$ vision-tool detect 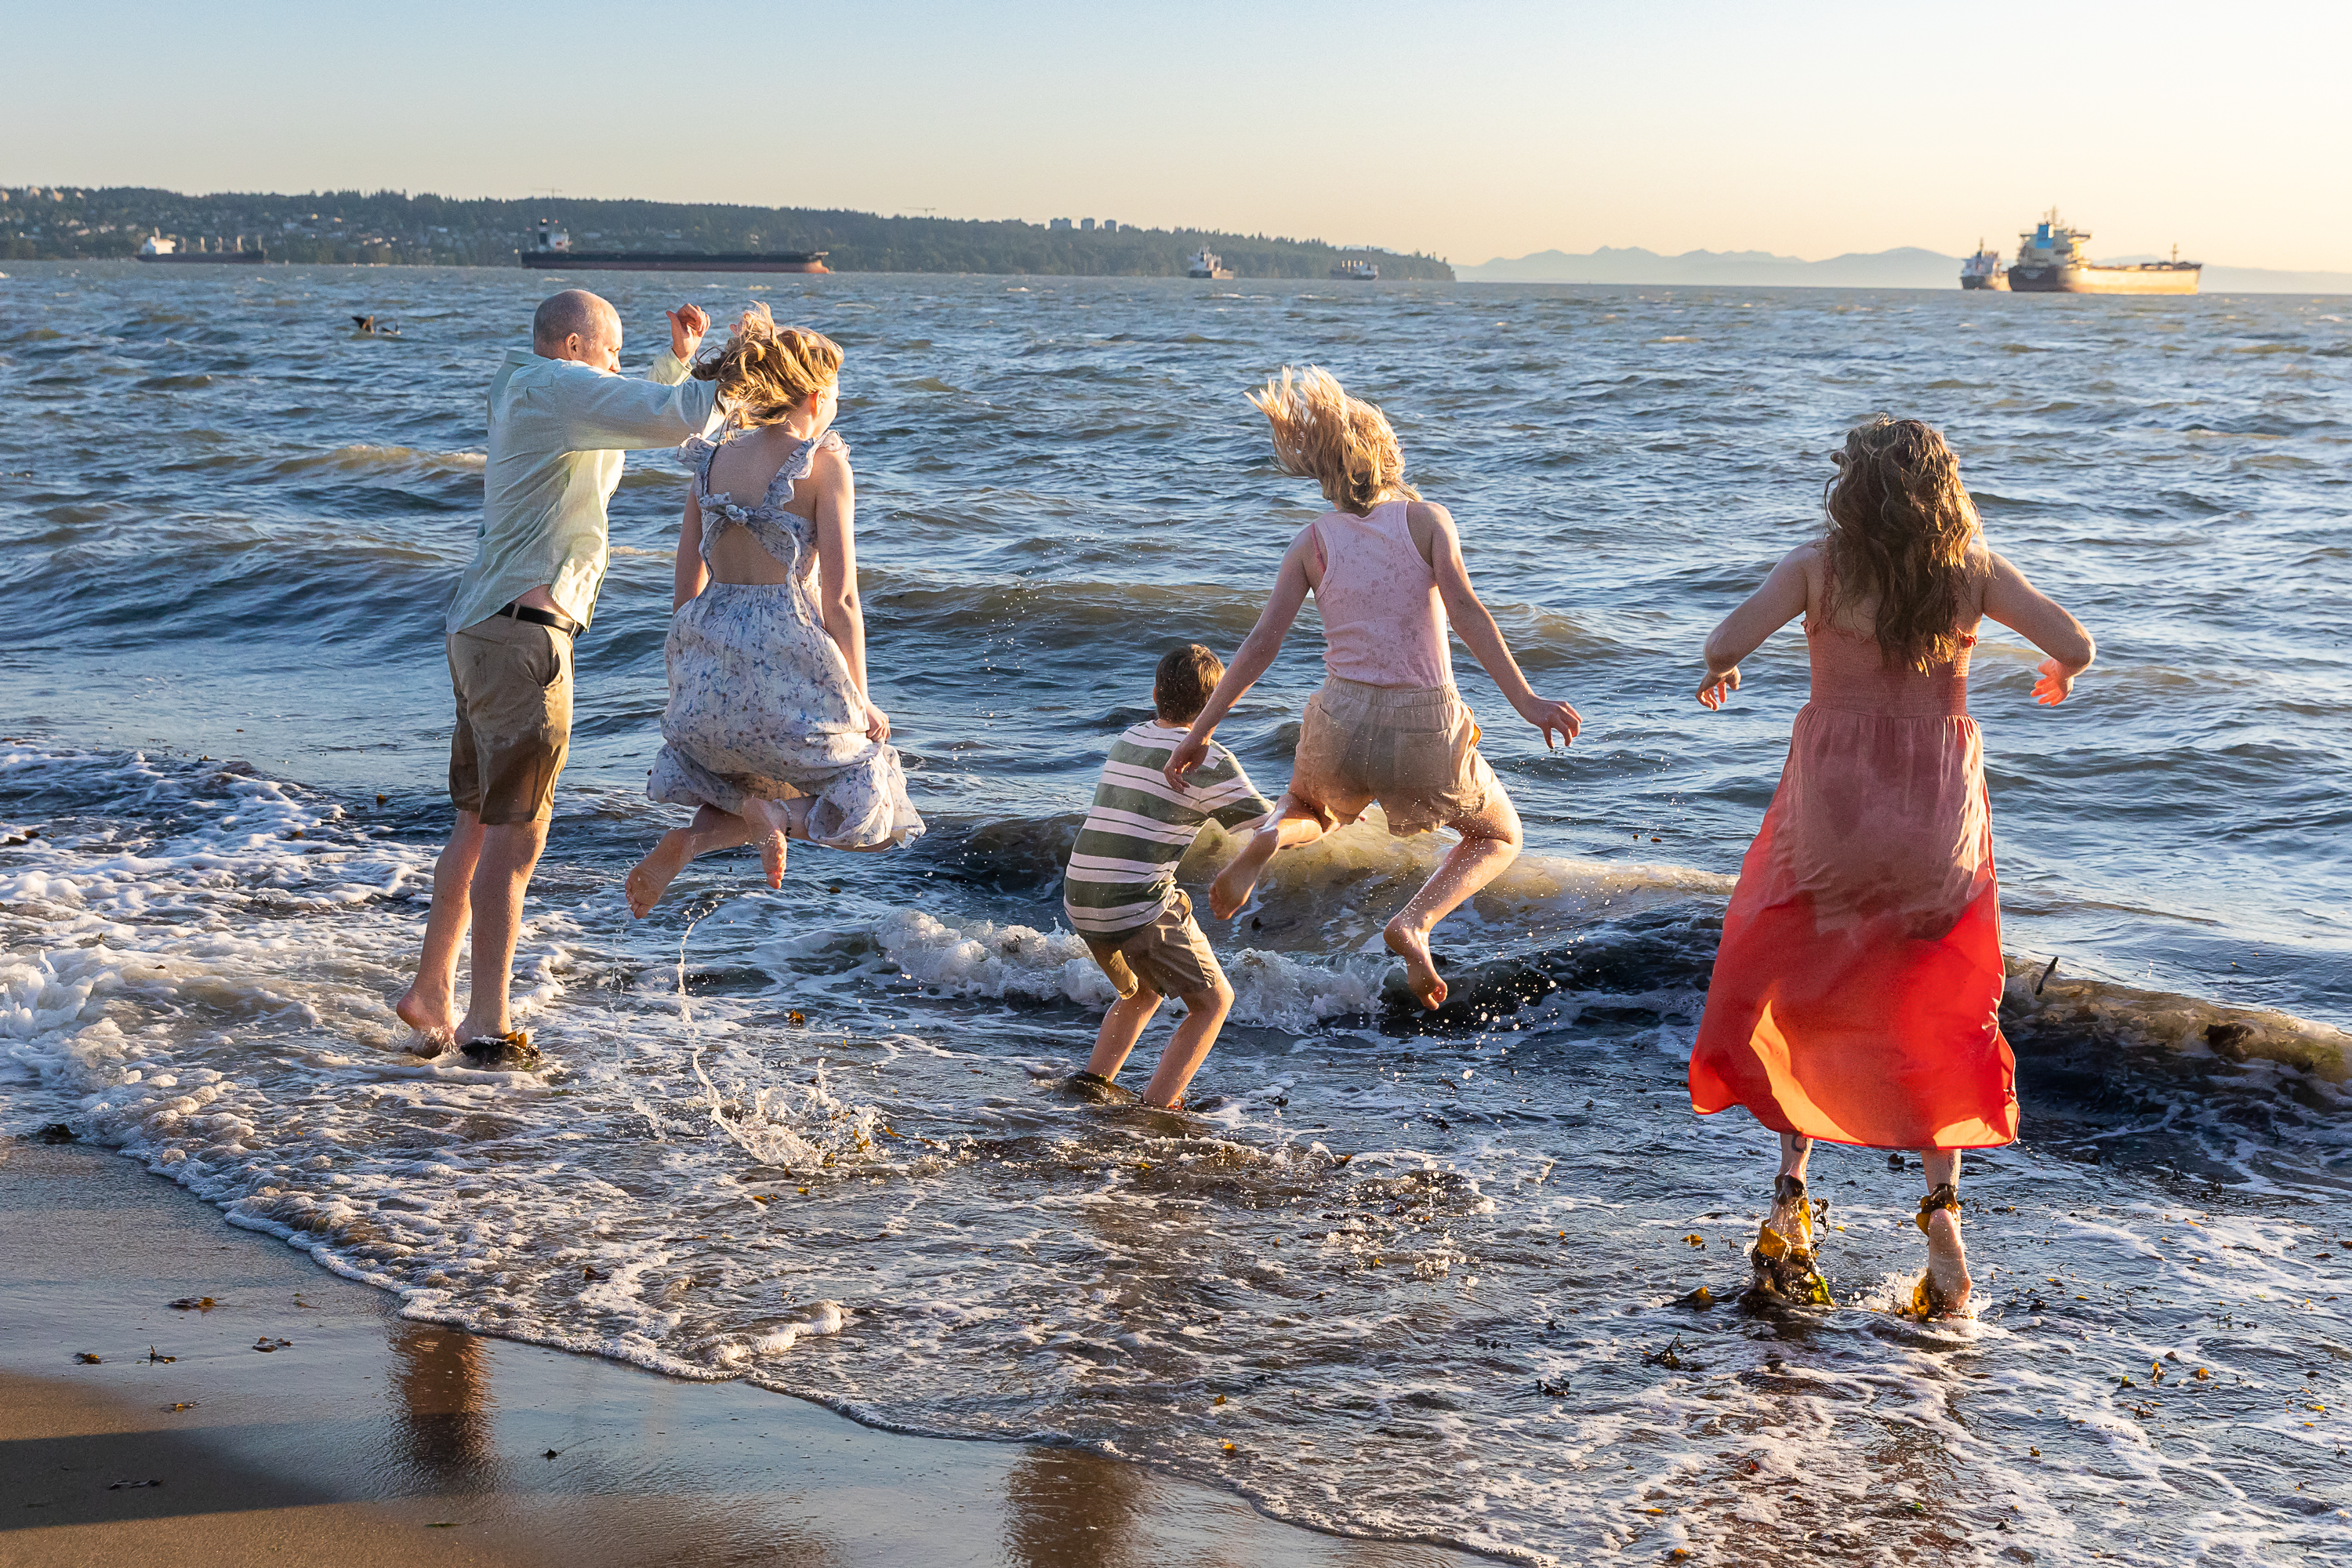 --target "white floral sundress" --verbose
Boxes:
[646,430,924,851]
